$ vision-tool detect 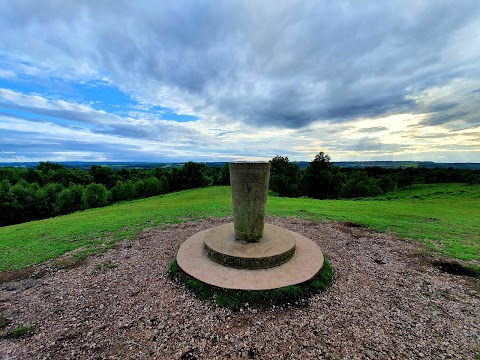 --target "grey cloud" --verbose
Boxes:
[296,125,348,136]
[409,133,449,139]
[215,131,235,137]
[337,138,409,153]
[0,102,109,125]
[324,96,415,121]
[0,129,168,162]
[1,105,204,146]
[0,129,138,152]
[97,120,204,144]
[421,111,472,127]
[1,0,479,130]
[420,107,480,130]
[450,125,480,132]
[2,139,140,154]
[358,127,389,133]
[429,103,459,112]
